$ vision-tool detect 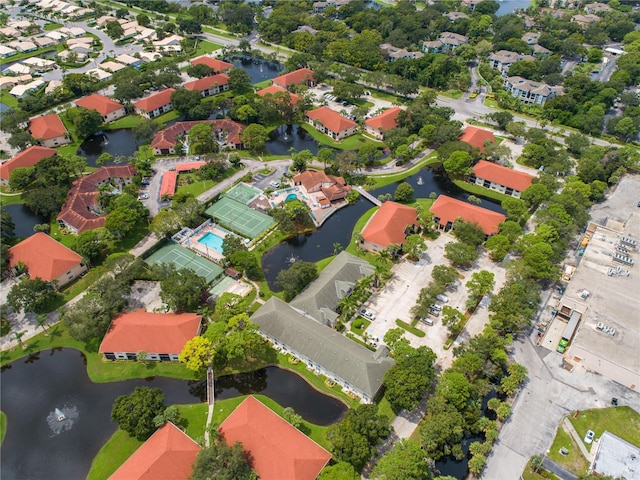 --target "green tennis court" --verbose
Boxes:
[145,243,223,283]
[225,182,262,205]
[205,197,275,239]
